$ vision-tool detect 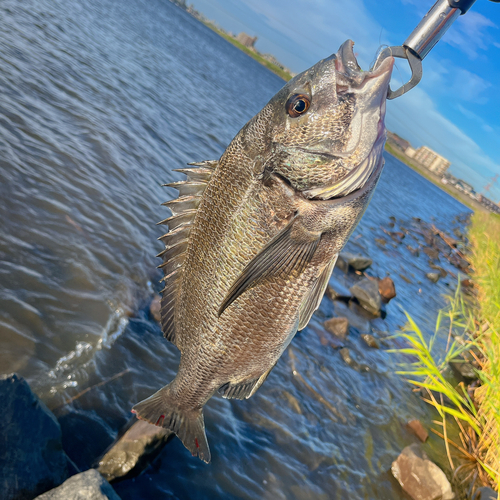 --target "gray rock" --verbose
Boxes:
[323,317,349,340]
[391,444,454,500]
[325,280,352,302]
[35,469,121,500]
[333,301,371,333]
[473,487,497,500]
[1,373,70,500]
[350,279,382,316]
[426,272,440,283]
[338,252,373,272]
[98,419,171,482]
[449,360,478,381]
